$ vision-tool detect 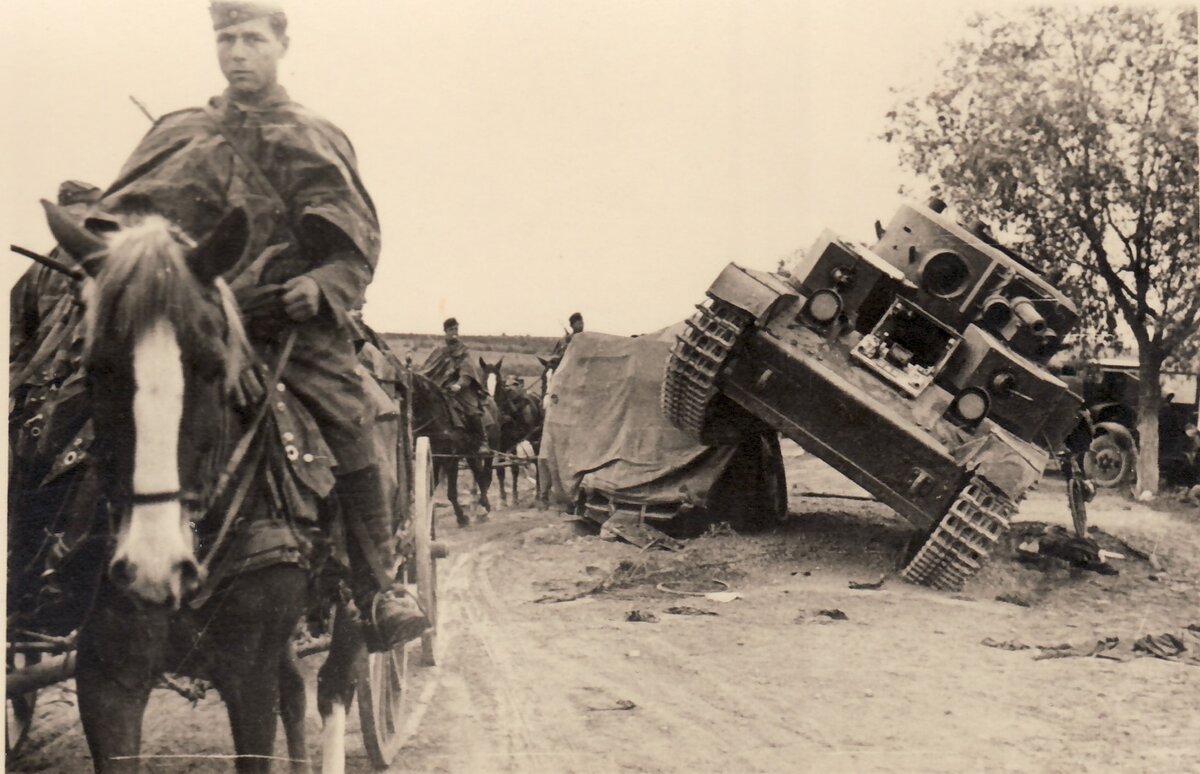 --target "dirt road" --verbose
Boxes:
[10,450,1200,773]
